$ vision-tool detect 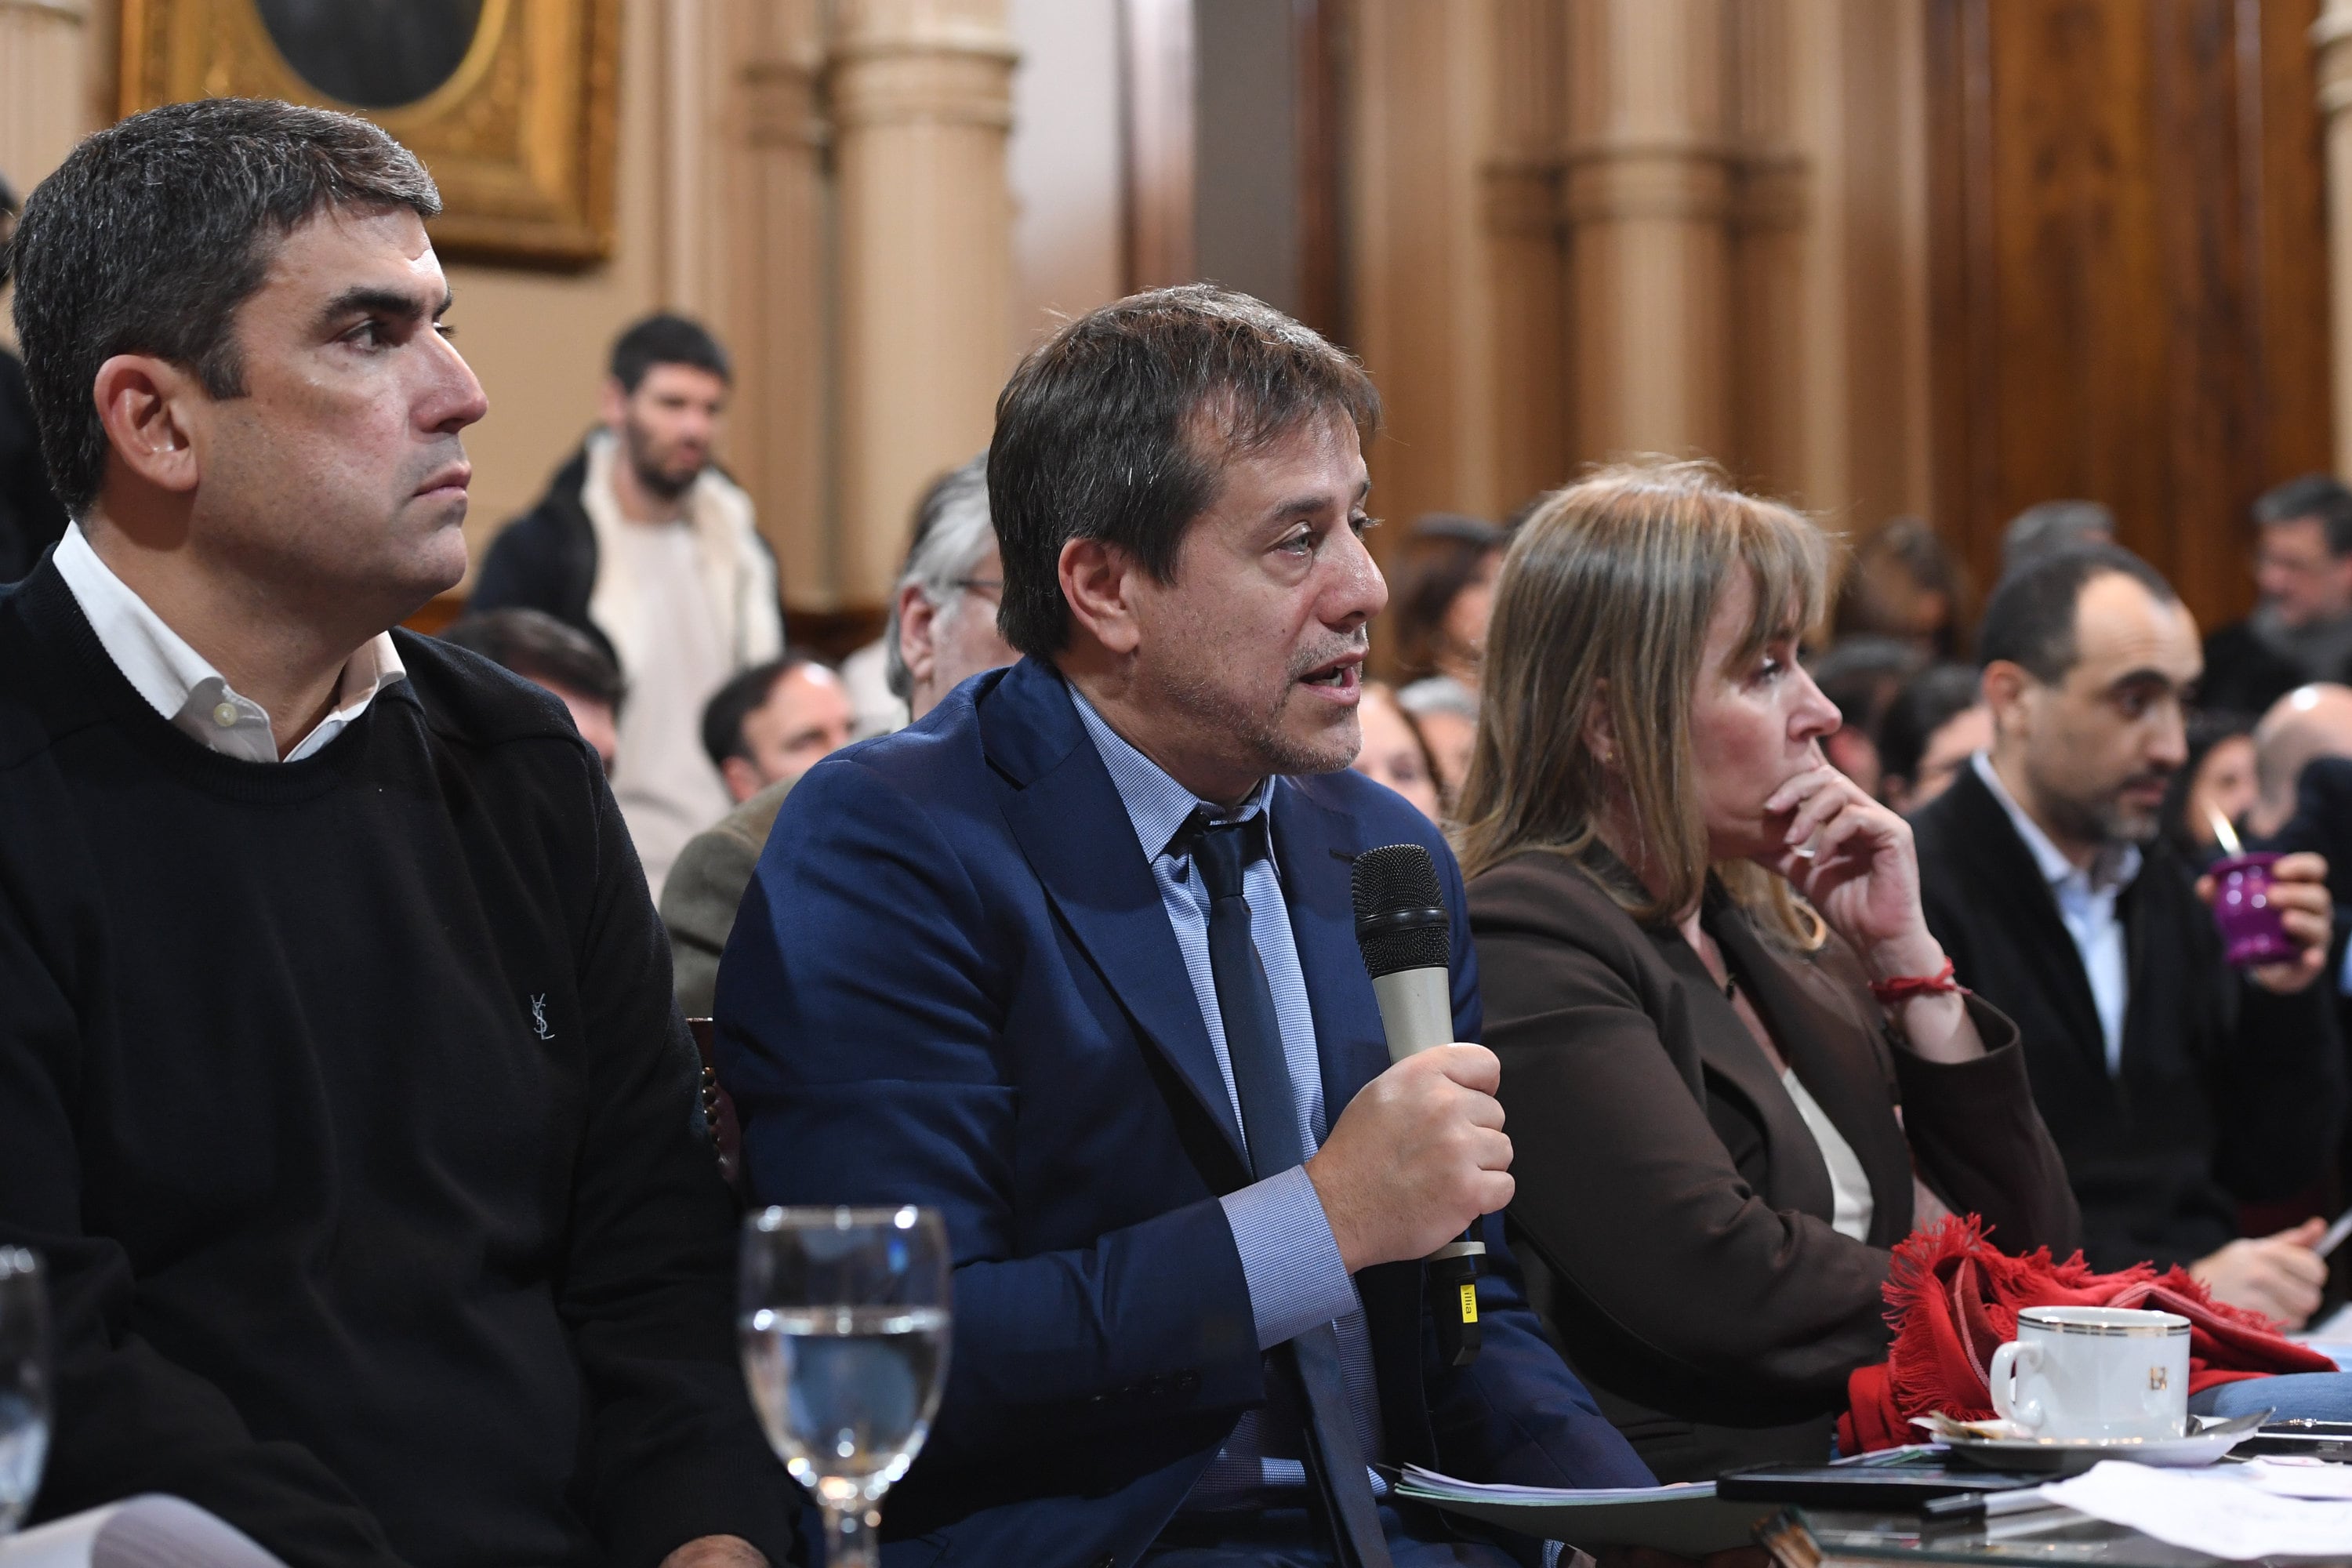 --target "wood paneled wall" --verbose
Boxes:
[1927,0,2335,633]
[1348,0,1937,575]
